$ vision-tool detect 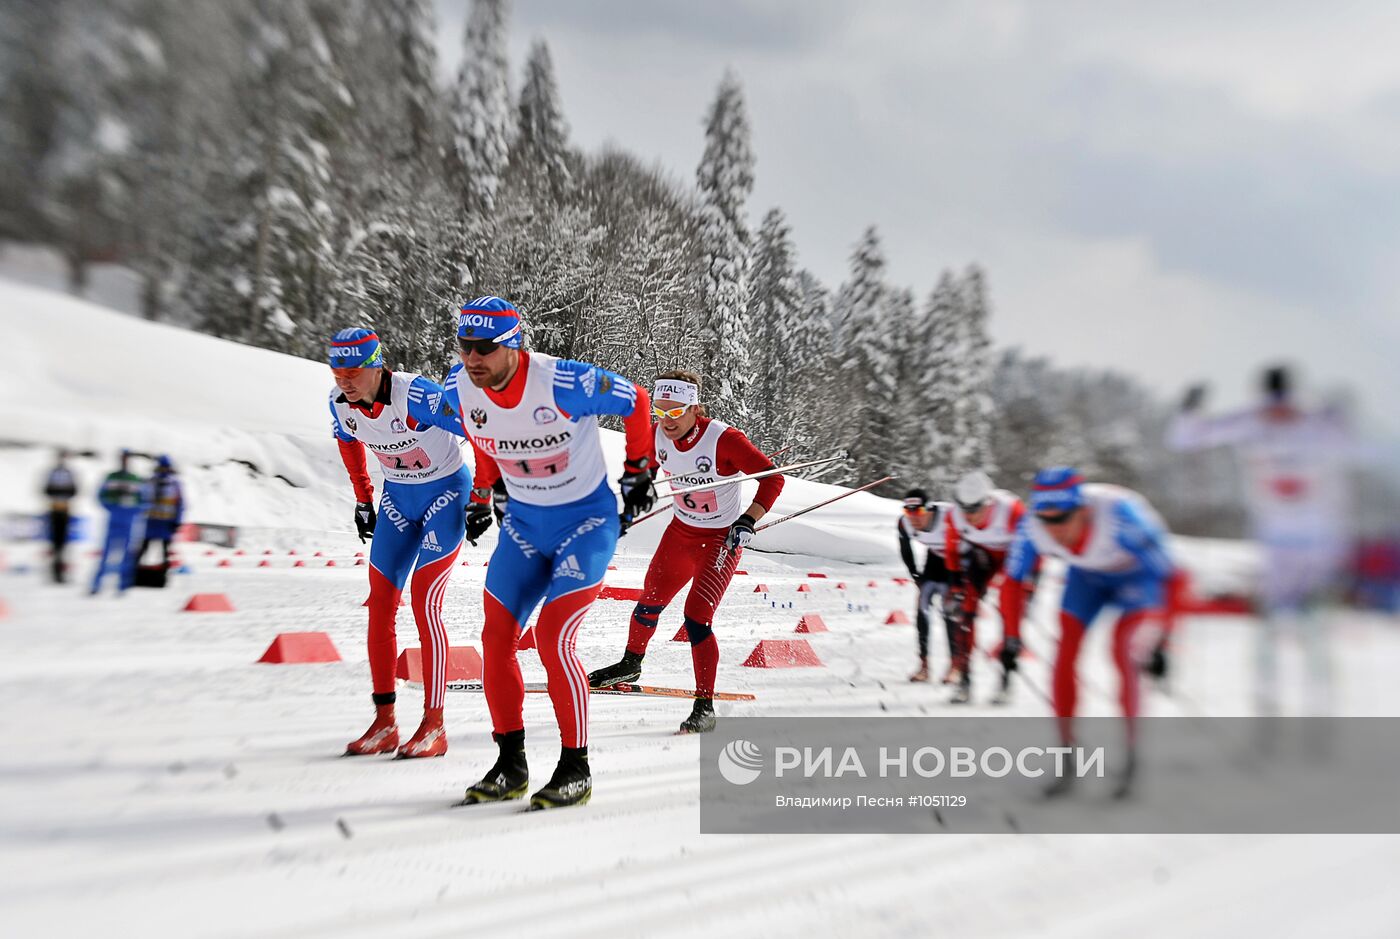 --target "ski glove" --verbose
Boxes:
[725,513,757,551]
[999,636,1022,673]
[1181,384,1207,412]
[354,502,376,542]
[618,459,656,518]
[1144,641,1169,679]
[465,502,493,546]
